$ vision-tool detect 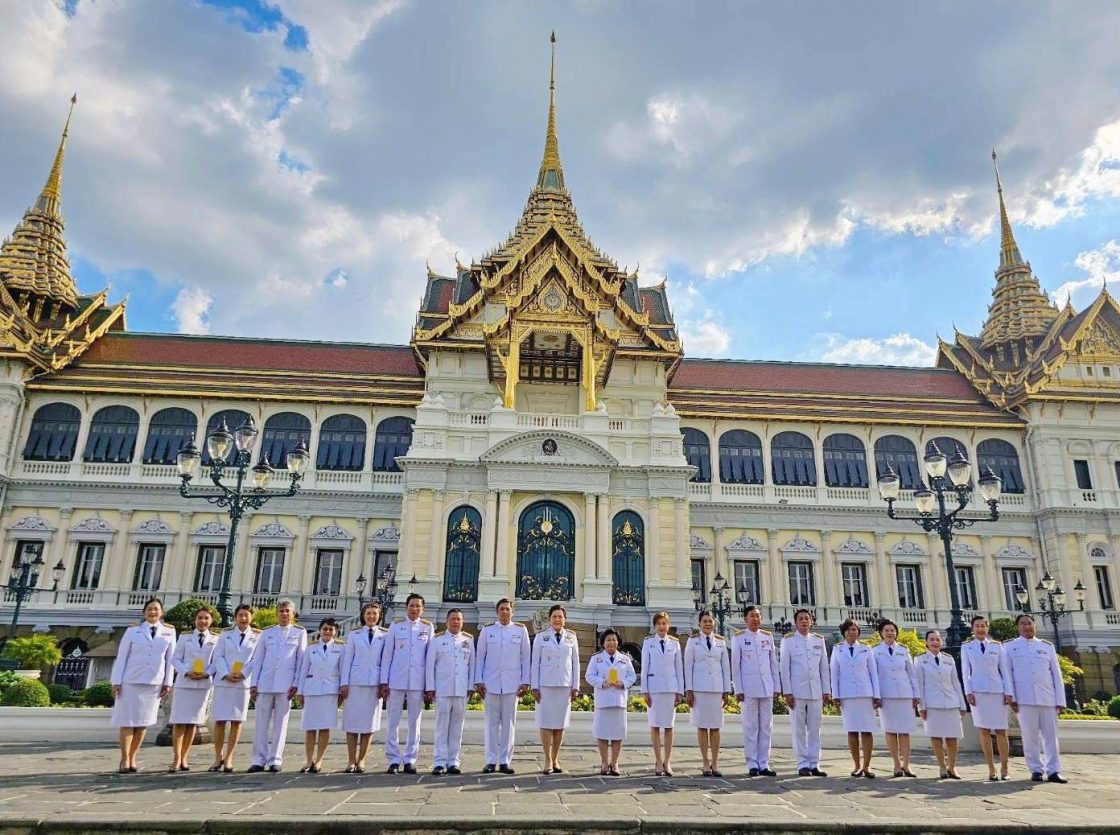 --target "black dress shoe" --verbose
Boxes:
[403,763,417,774]
[798,767,812,777]
[499,764,515,774]
[268,766,280,773]
[1047,773,1068,784]
[387,763,400,774]
[447,766,461,775]
[759,768,777,777]
[482,763,496,774]
[247,765,264,773]
[431,766,445,776]
[748,768,759,777]
[810,768,828,777]
[1031,772,1044,782]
